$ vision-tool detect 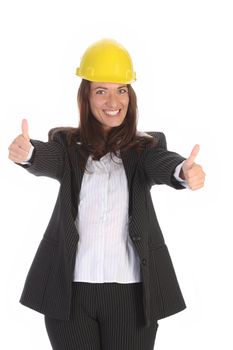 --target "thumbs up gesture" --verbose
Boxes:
[8,119,32,163]
[180,144,206,190]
